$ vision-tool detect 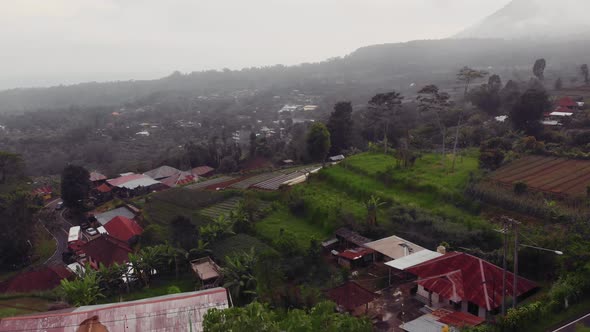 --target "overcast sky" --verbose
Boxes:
[0,0,512,89]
